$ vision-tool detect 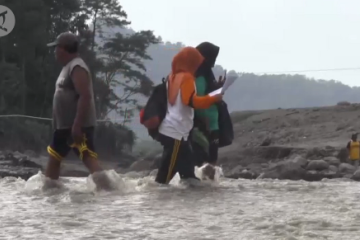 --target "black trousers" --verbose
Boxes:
[155,134,198,184]
[192,142,208,167]
[47,127,97,161]
[208,130,219,164]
